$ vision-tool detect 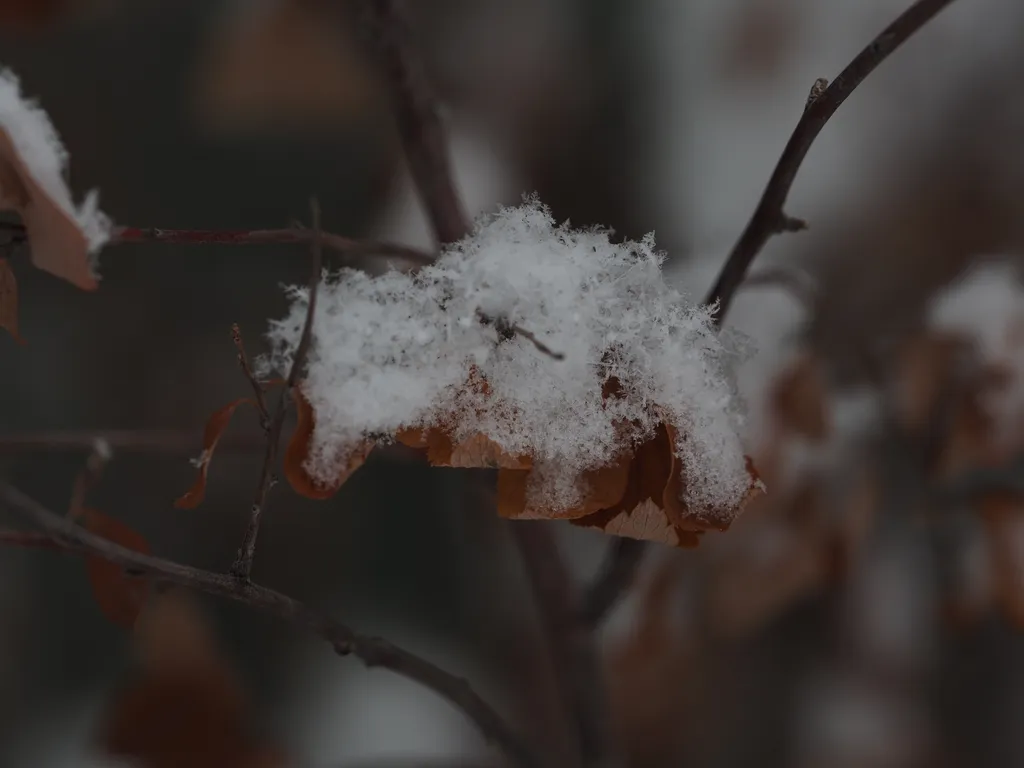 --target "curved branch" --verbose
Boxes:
[703,0,959,324]
[0,483,540,768]
[583,0,962,630]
